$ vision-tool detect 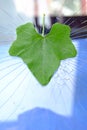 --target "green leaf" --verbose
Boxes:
[9,23,77,85]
